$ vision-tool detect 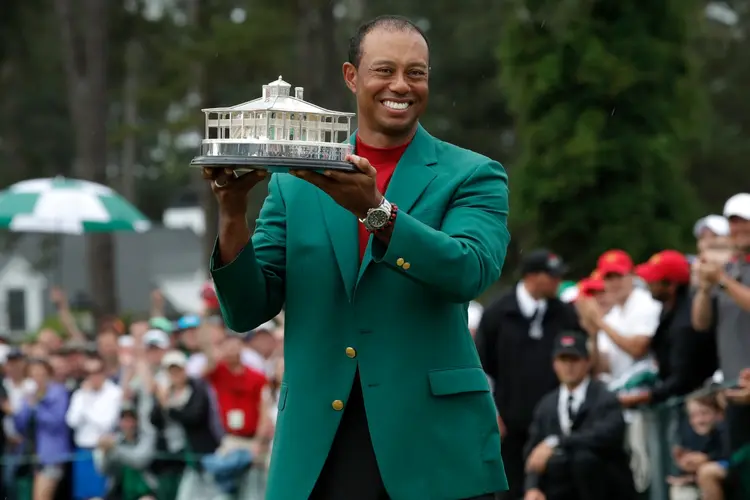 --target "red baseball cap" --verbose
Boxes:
[635,250,691,284]
[579,270,605,297]
[597,250,634,276]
